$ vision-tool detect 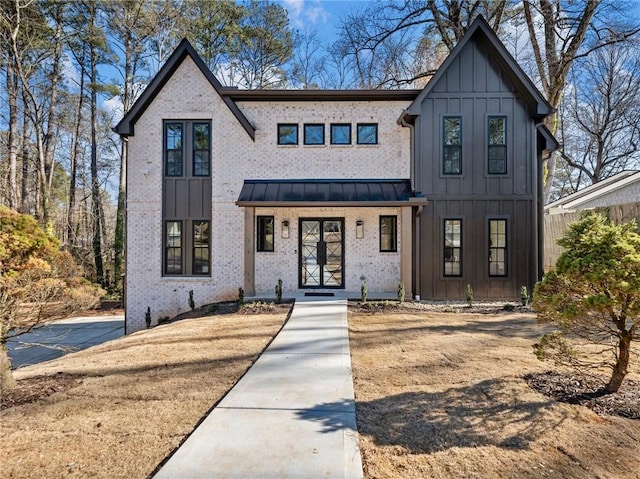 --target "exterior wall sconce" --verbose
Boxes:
[281,220,290,239]
[356,220,364,239]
